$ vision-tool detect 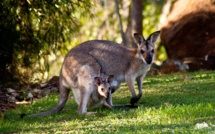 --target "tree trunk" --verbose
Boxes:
[123,0,143,47]
[114,0,127,46]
